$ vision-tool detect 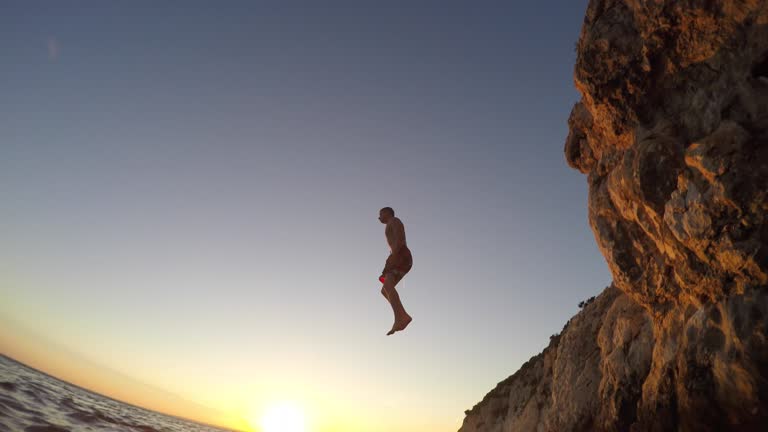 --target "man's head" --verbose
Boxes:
[379,207,394,224]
